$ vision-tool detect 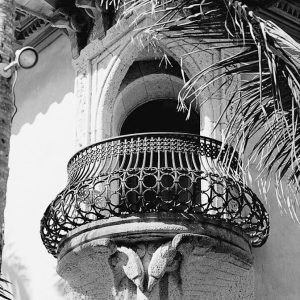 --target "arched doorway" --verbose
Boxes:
[121,99,199,135]
[120,99,200,209]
